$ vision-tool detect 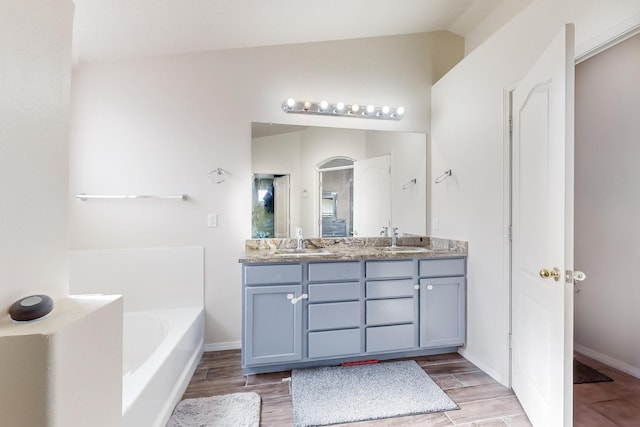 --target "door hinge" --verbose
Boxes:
[507,226,512,240]
[508,118,513,133]
[508,334,512,349]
